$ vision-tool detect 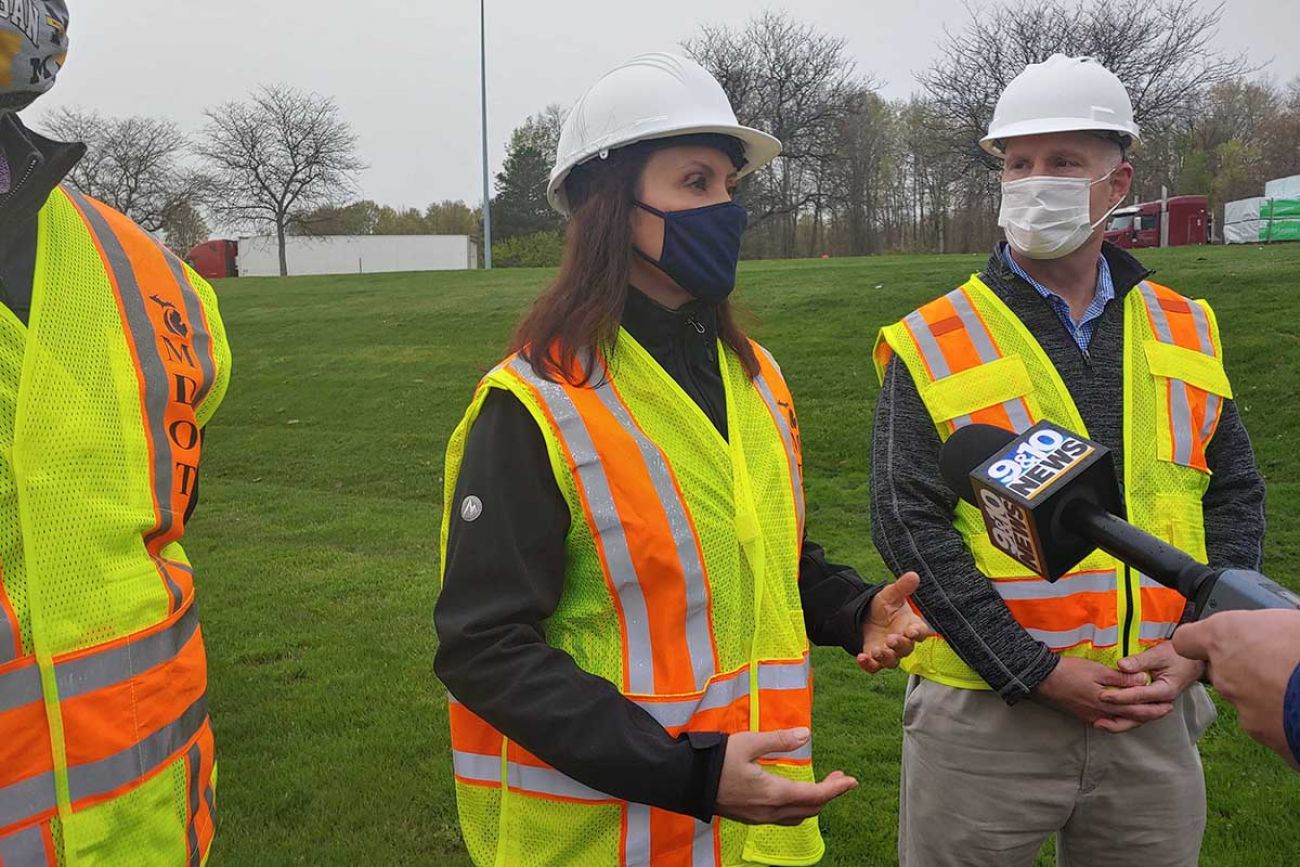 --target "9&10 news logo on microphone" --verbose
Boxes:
[971,423,1096,577]
[986,426,1095,500]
